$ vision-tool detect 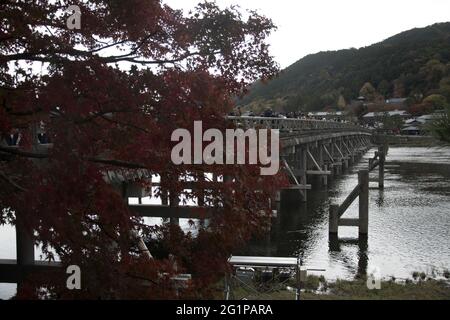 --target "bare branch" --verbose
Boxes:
[0,146,48,159]
[0,171,27,192]
[0,145,148,169]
